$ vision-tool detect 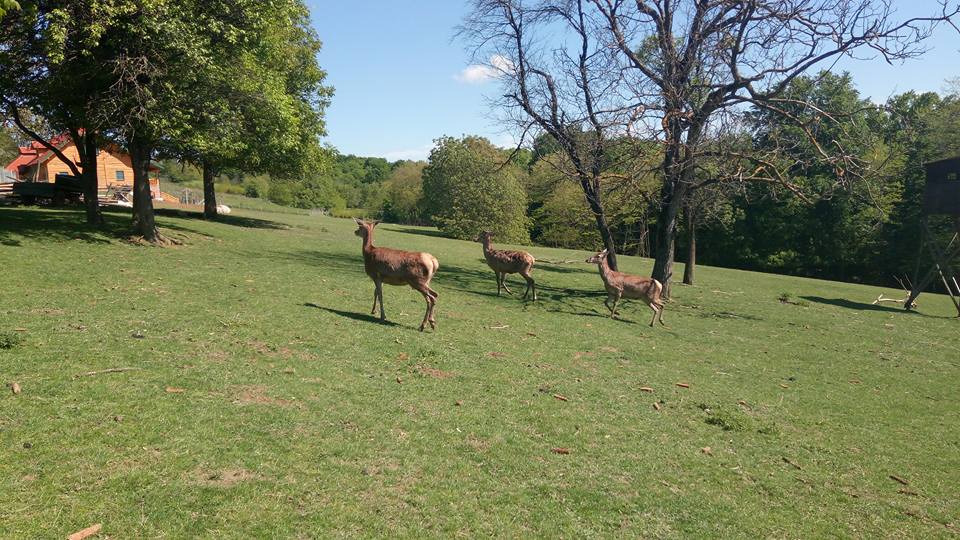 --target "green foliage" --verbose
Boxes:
[533,177,601,249]
[0,126,17,165]
[243,176,270,199]
[0,0,19,17]
[422,136,529,242]
[0,330,24,349]
[379,161,425,224]
[267,176,344,210]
